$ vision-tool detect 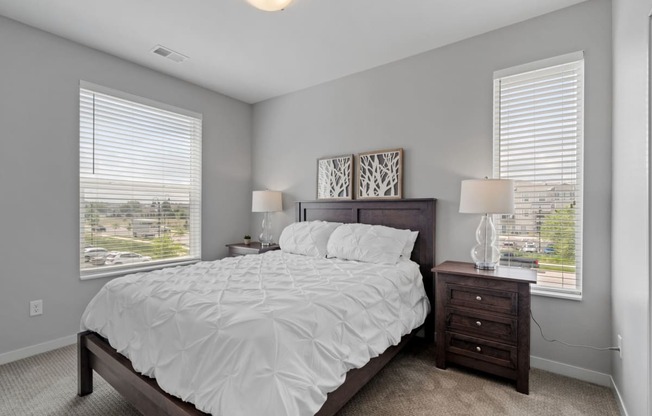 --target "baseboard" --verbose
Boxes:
[530,355,611,387]
[535,361,629,416]
[610,376,629,416]
[0,334,77,366]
